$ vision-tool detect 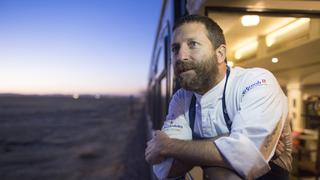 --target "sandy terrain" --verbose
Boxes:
[0,95,150,180]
